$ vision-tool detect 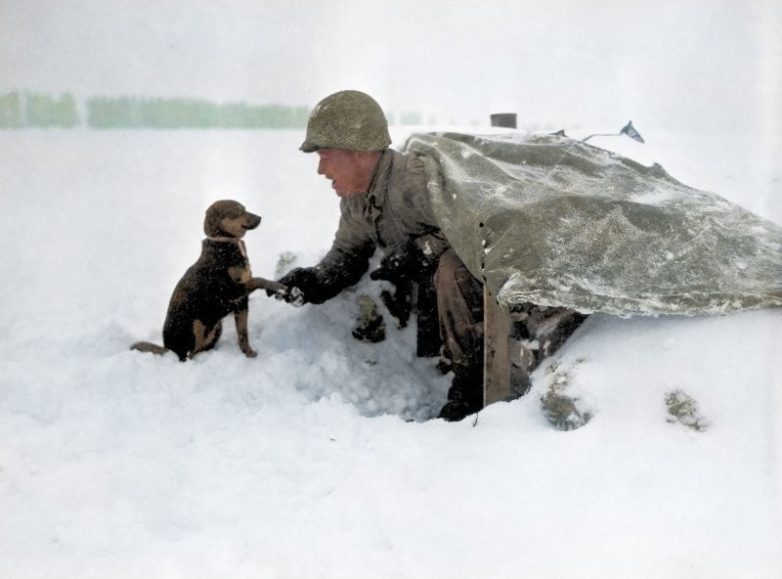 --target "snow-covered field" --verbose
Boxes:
[1,127,780,578]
